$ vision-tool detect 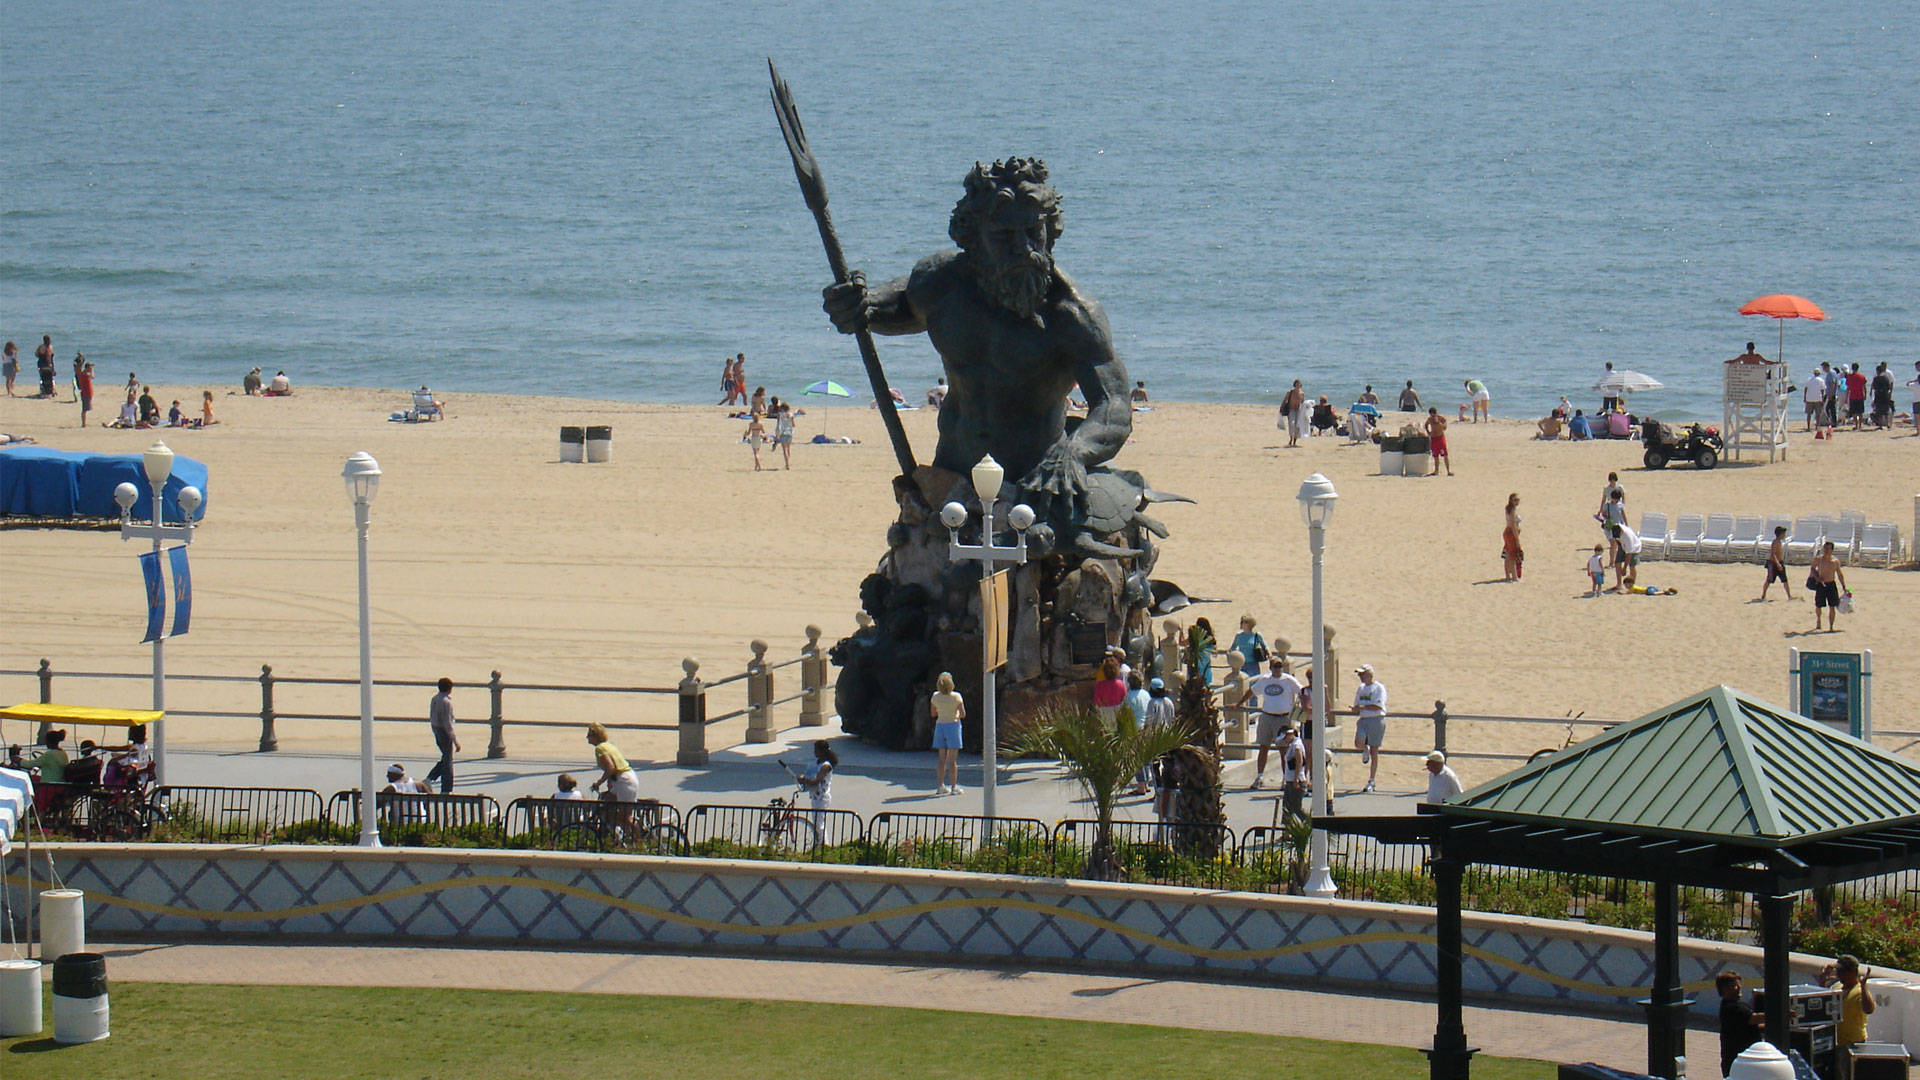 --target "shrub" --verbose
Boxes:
[1792,895,1920,972]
